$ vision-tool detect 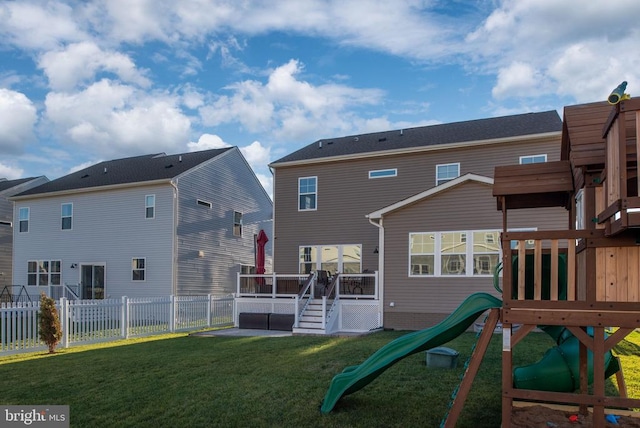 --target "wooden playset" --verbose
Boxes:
[488,86,640,427]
